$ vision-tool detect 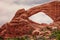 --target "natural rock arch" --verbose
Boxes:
[27,1,60,22]
[0,1,60,38]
